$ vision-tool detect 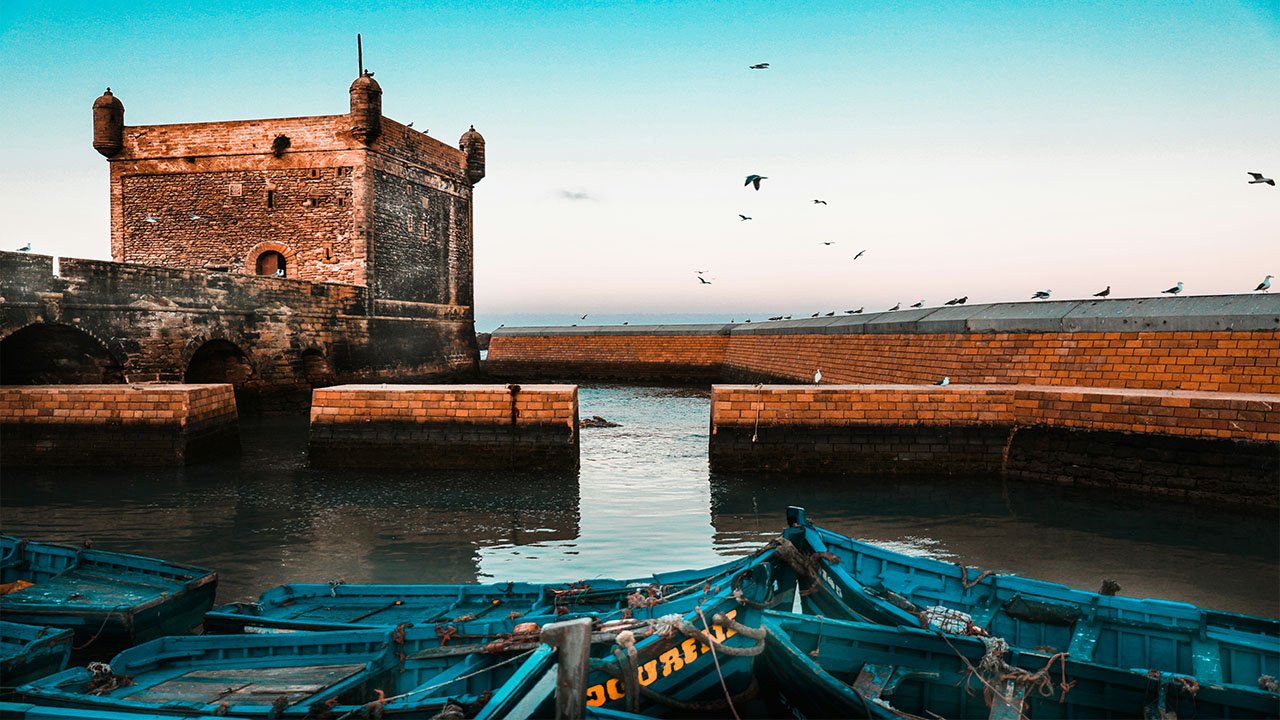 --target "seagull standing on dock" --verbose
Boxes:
[814,368,822,384]
[1254,275,1273,292]
[1247,172,1275,186]
[1162,281,1183,295]
[745,174,767,190]
[1032,290,1051,299]
[1093,286,1111,298]
[936,377,950,386]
